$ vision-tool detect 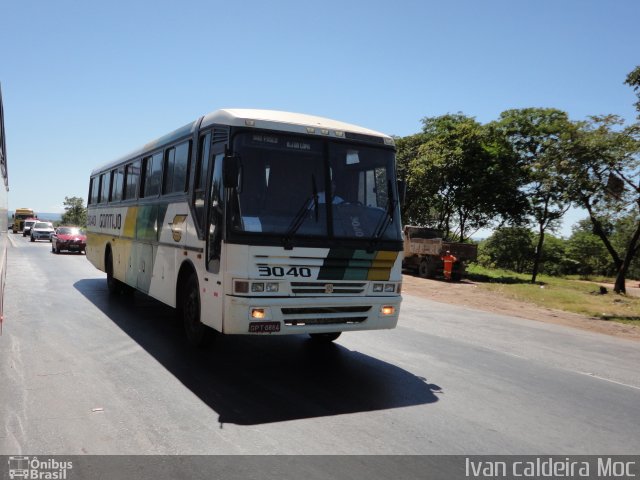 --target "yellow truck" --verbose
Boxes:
[12,207,36,233]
